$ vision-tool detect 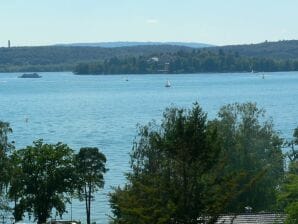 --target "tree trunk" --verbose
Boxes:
[87,184,92,224]
[38,213,47,224]
[85,184,90,224]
